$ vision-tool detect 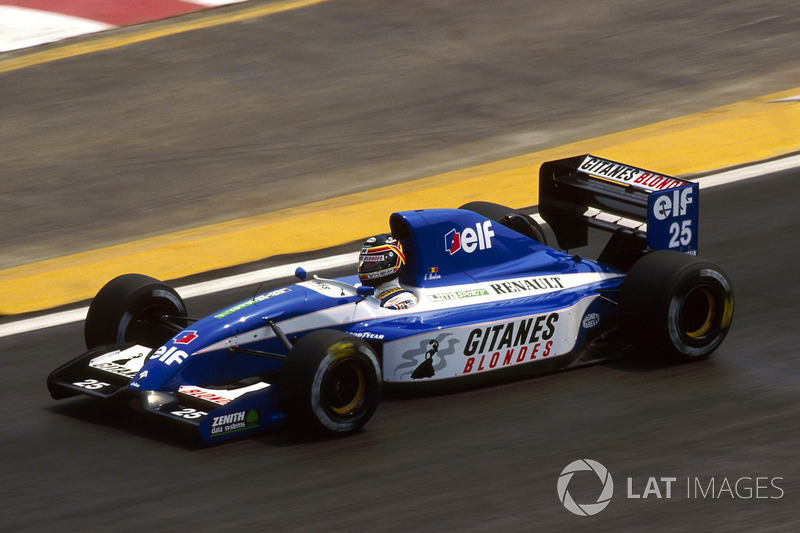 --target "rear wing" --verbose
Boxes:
[539,155,698,269]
